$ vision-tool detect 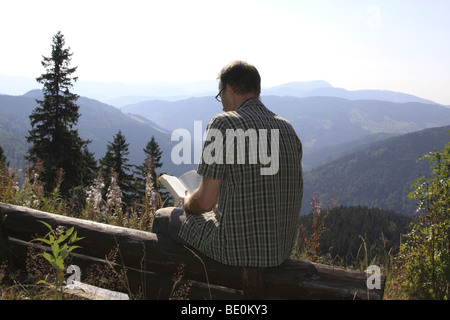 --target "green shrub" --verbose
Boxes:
[397,141,449,299]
